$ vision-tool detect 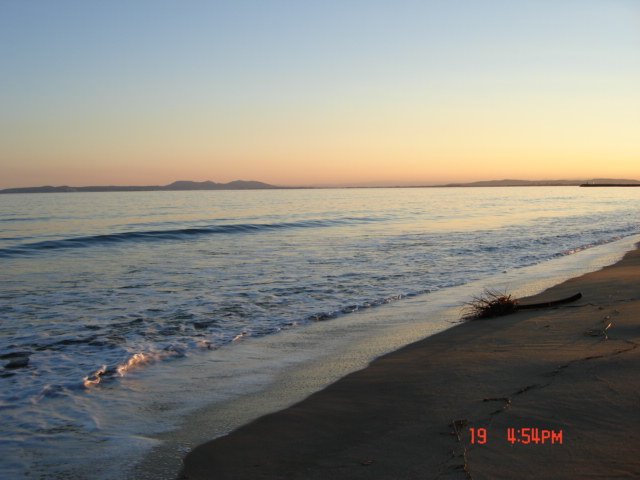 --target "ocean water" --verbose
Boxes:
[0,187,639,478]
